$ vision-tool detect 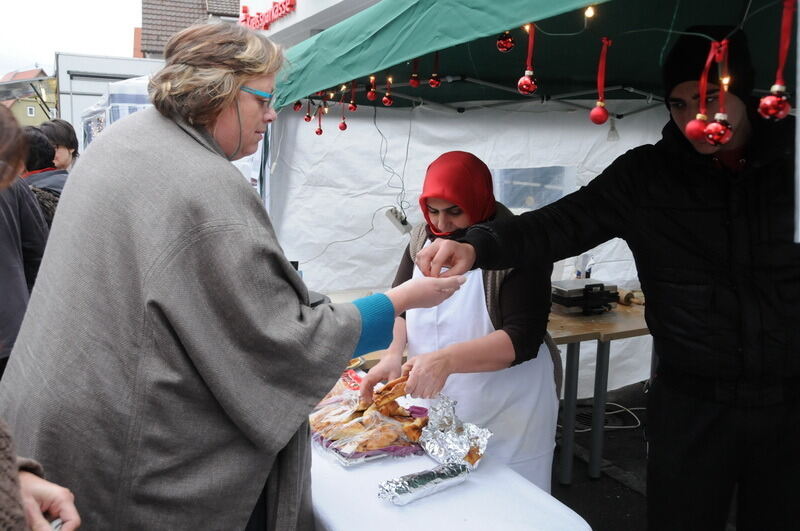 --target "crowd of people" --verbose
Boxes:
[0,18,795,531]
